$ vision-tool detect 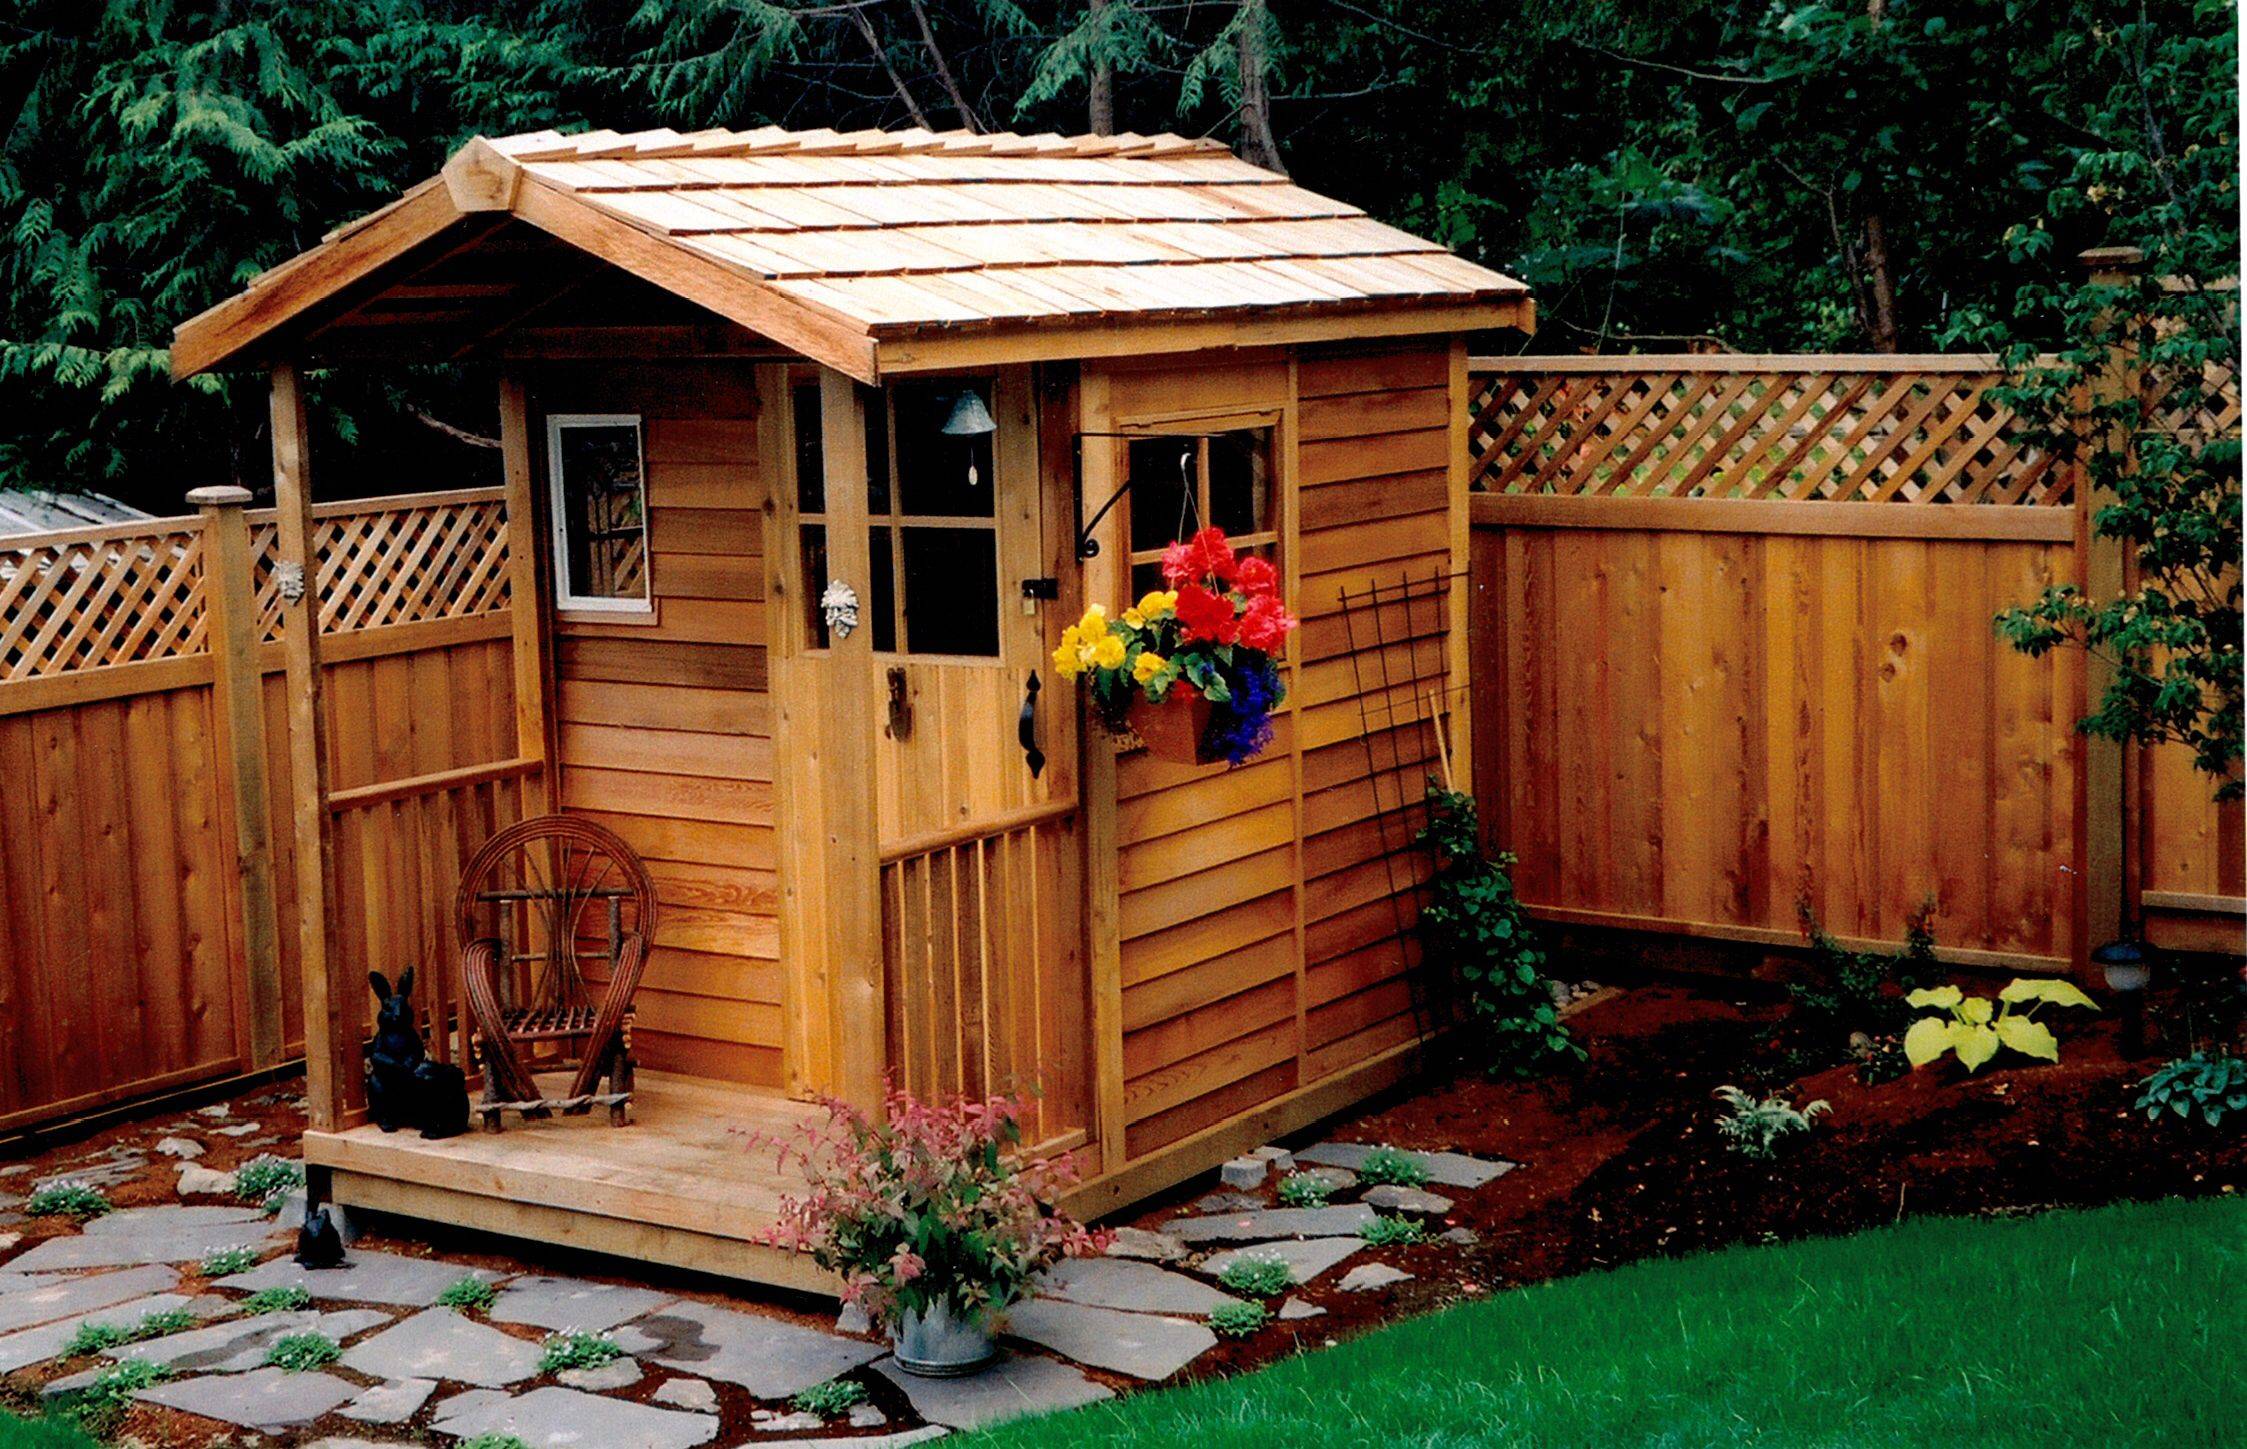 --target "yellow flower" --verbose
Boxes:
[1137,590,1178,620]
[1052,641,1083,678]
[1090,635,1126,670]
[1077,605,1109,640]
[1122,608,1145,629]
[1132,651,1168,684]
